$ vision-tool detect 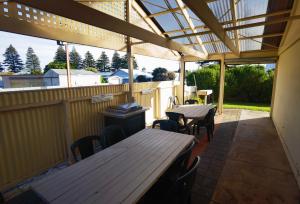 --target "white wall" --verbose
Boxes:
[59,75,101,87]
[272,1,300,187]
